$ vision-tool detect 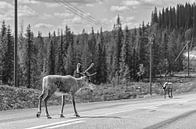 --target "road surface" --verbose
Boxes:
[0,93,196,129]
